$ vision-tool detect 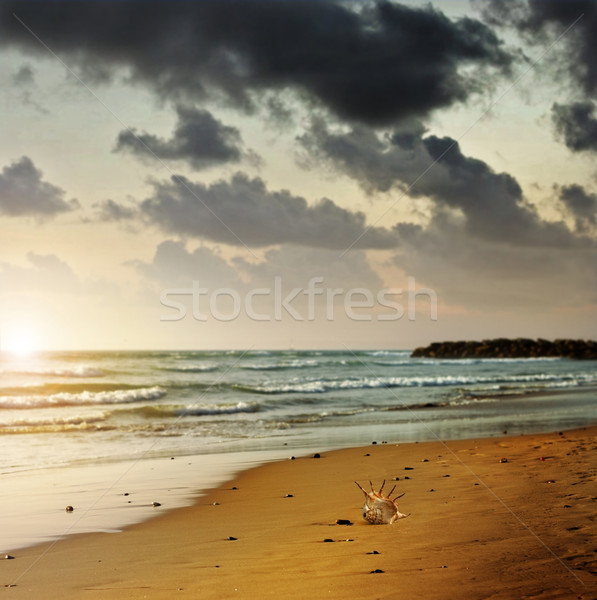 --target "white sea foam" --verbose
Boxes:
[0,412,110,434]
[243,371,597,394]
[0,386,165,409]
[2,366,105,378]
